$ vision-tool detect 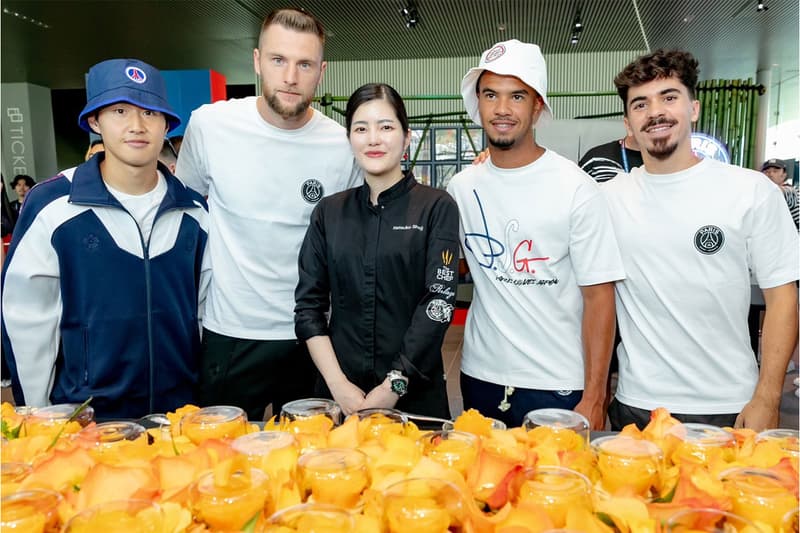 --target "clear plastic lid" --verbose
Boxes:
[280,398,342,424]
[523,408,589,431]
[87,421,146,443]
[667,423,734,446]
[591,435,662,457]
[30,403,95,426]
[232,431,295,456]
